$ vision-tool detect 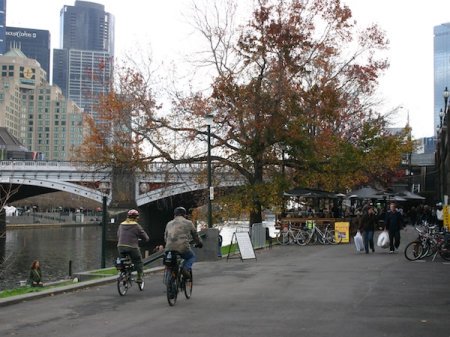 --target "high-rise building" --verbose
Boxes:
[53,1,114,114]
[0,48,83,160]
[60,0,114,54]
[0,0,6,54]
[53,48,111,113]
[434,23,450,132]
[5,27,51,79]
